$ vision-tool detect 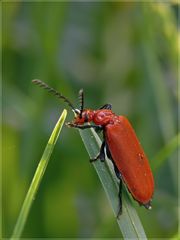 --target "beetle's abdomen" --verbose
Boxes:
[105,116,154,204]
